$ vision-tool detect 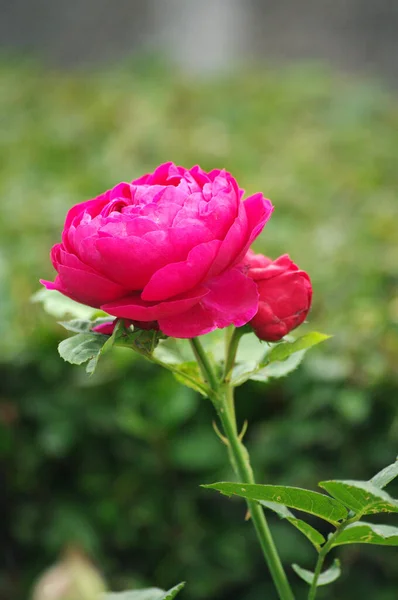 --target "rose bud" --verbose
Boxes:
[41,163,273,338]
[243,250,312,342]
